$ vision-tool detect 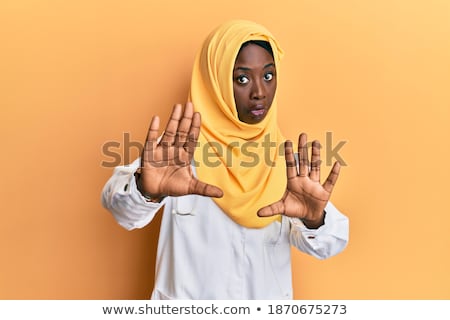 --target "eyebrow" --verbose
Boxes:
[234,63,275,72]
